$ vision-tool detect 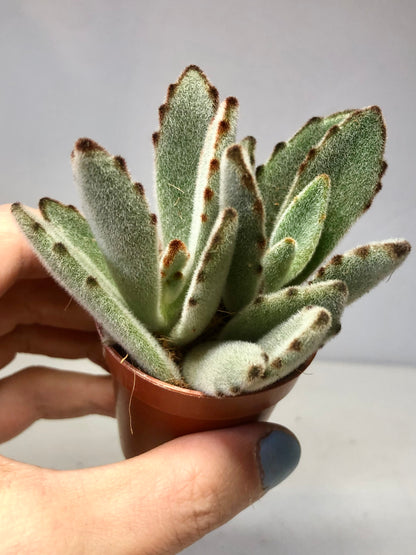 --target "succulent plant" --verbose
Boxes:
[11,65,410,397]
